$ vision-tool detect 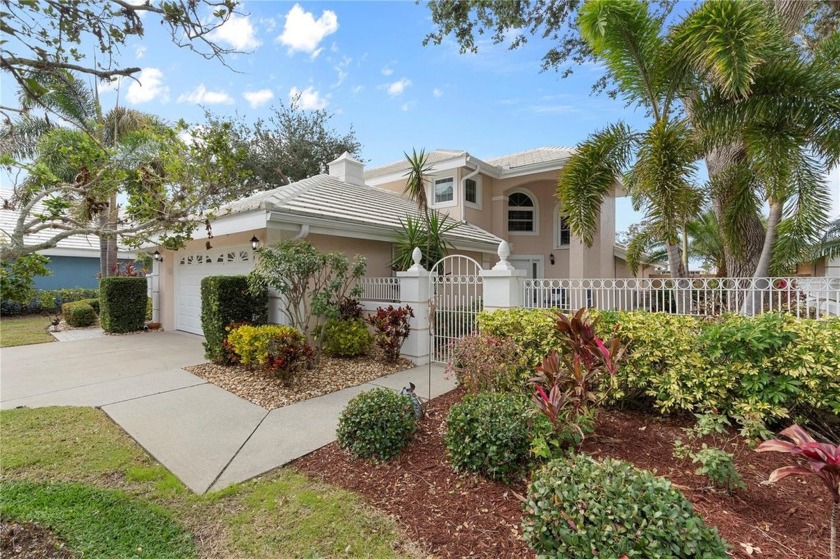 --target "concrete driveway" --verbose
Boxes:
[1,331,207,408]
[0,332,455,494]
